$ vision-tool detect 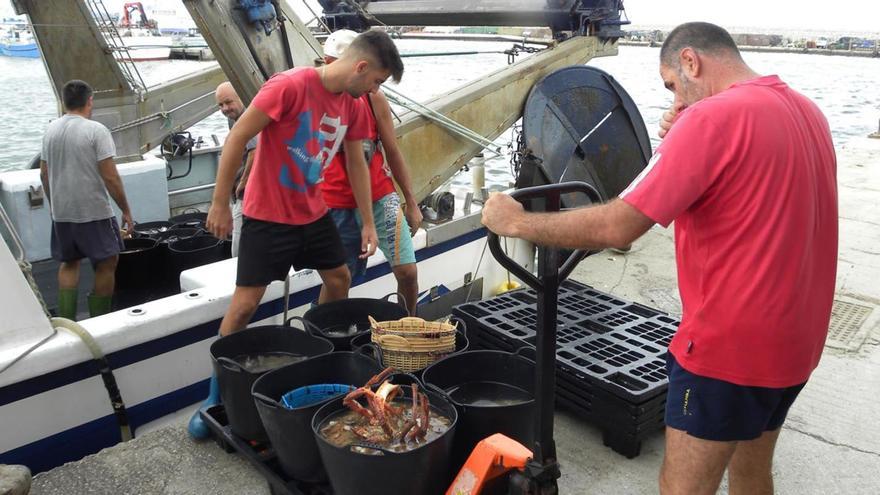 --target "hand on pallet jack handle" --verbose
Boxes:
[486,181,602,290]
